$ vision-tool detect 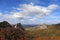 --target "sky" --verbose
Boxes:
[0,0,60,25]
